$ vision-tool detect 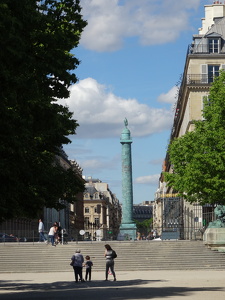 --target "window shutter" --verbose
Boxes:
[96,205,101,214]
[201,64,208,83]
